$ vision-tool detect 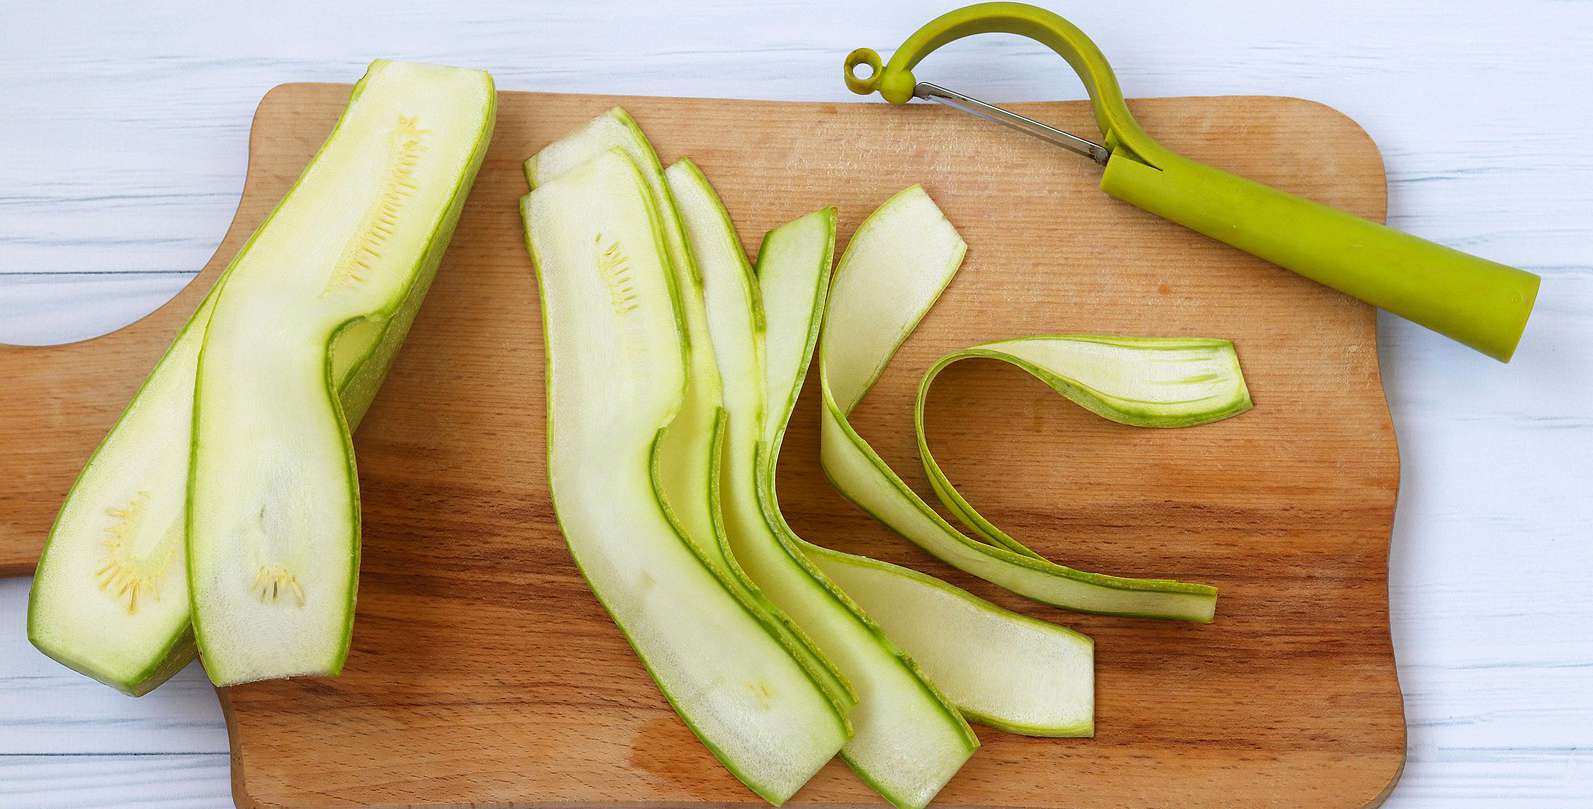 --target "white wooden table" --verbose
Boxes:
[2,1,1589,806]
